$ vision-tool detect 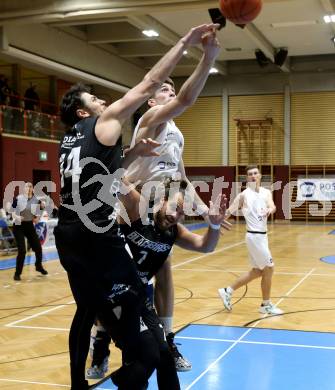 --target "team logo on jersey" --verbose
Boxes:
[61,135,77,149]
[158,161,166,170]
[158,161,176,170]
[127,231,171,252]
[73,124,85,139]
[61,127,85,149]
